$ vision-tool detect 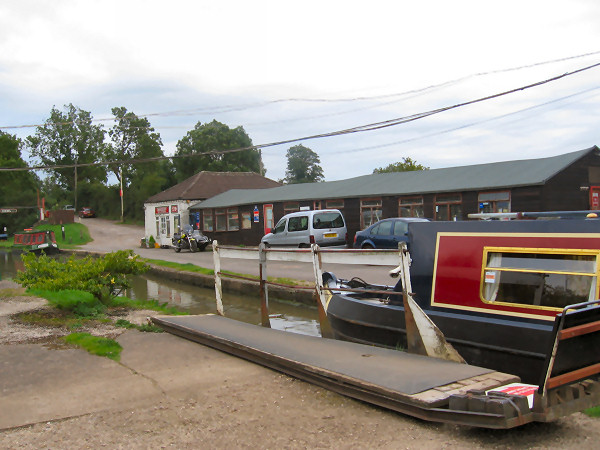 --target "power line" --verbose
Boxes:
[1,50,599,132]
[1,60,599,173]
